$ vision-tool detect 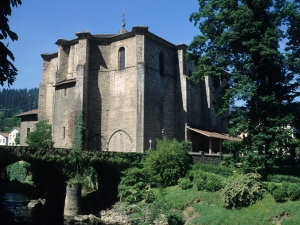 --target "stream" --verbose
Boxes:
[1,192,104,225]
